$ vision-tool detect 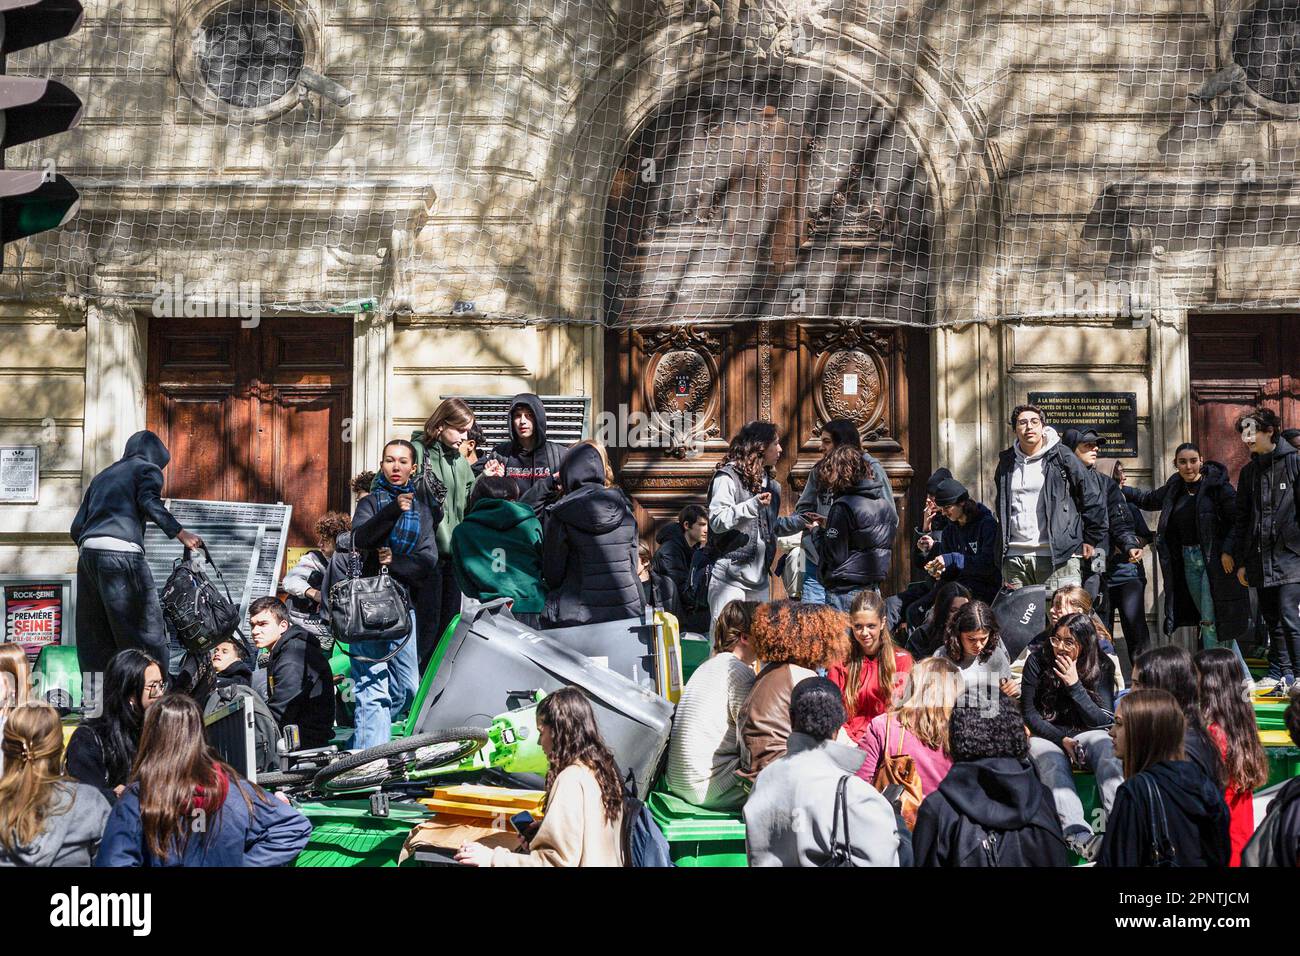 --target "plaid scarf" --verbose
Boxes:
[372,473,421,556]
